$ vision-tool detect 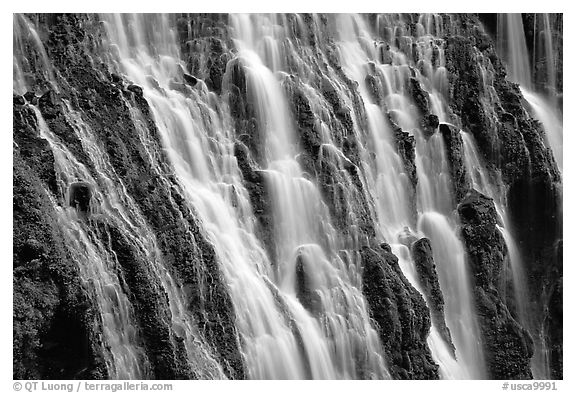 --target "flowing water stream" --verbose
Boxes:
[13,12,561,380]
[495,13,562,379]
